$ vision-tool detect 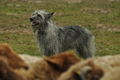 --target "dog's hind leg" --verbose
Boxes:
[76,37,95,59]
[76,46,93,59]
[87,36,96,57]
